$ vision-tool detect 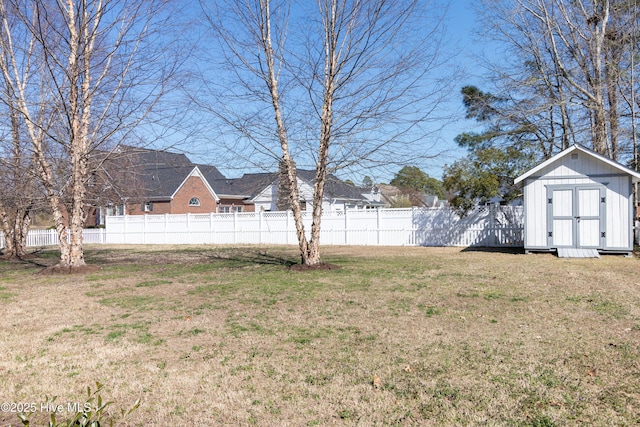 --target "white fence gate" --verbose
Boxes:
[104,206,523,247]
[0,206,524,249]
